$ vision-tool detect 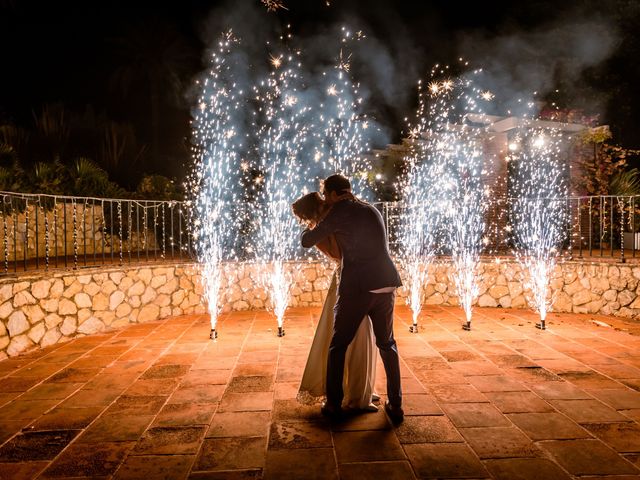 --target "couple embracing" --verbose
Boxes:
[292,174,404,423]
